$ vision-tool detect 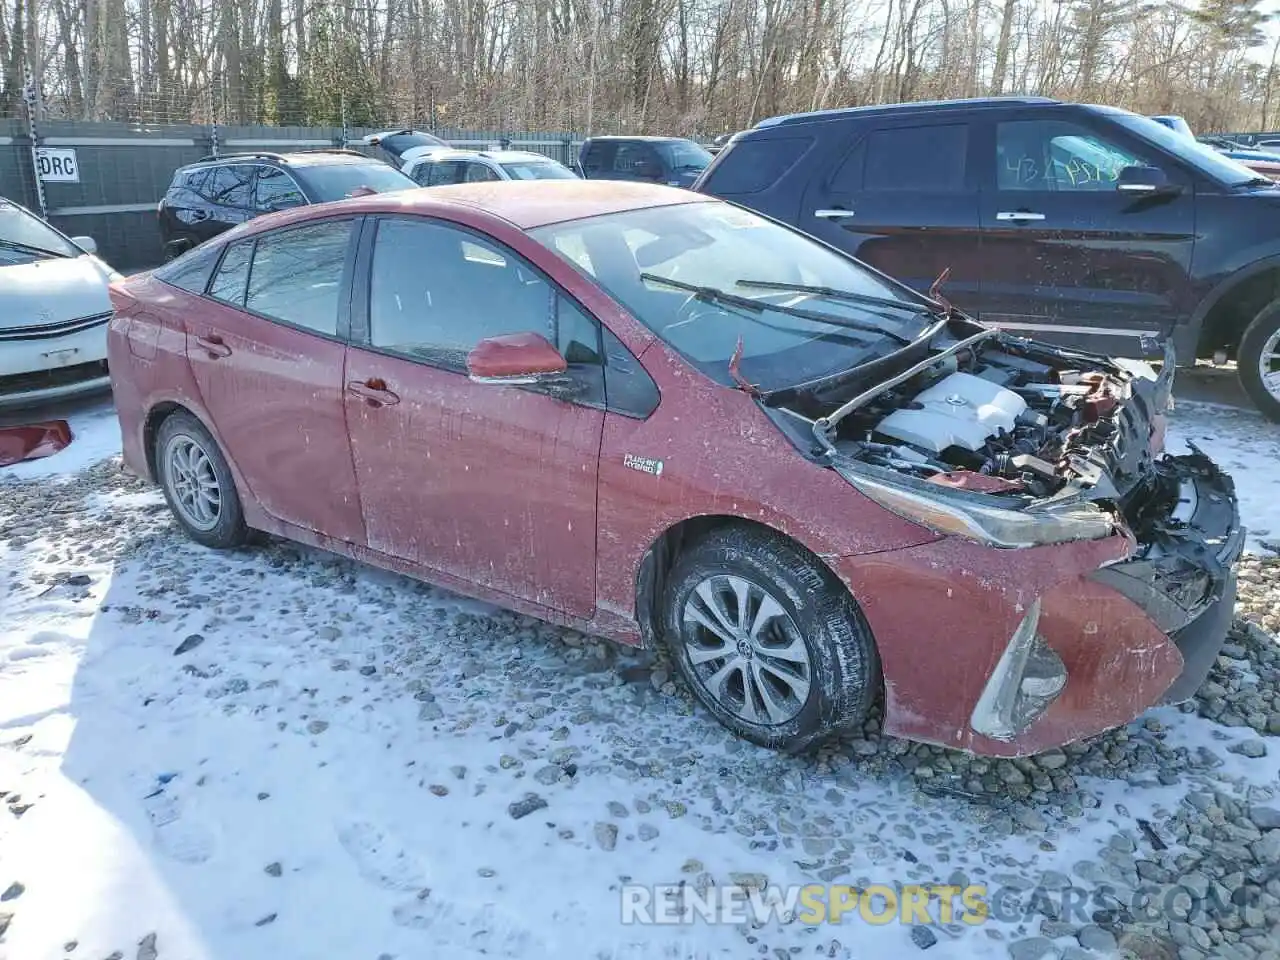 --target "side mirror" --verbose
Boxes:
[467,332,567,385]
[71,235,98,255]
[1117,165,1176,195]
